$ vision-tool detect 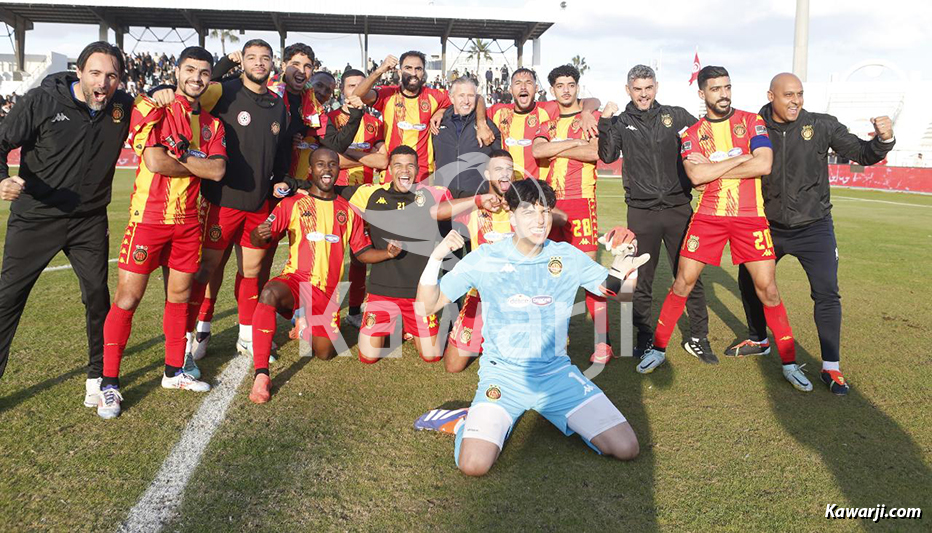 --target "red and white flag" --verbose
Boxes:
[688,51,701,85]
